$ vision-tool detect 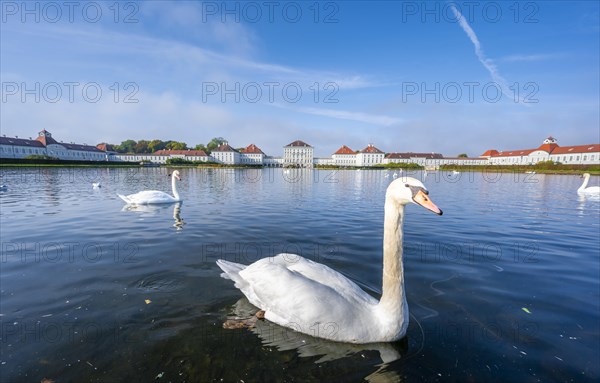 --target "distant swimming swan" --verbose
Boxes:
[578,173,600,195]
[118,170,182,204]
[217,177,443,344]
